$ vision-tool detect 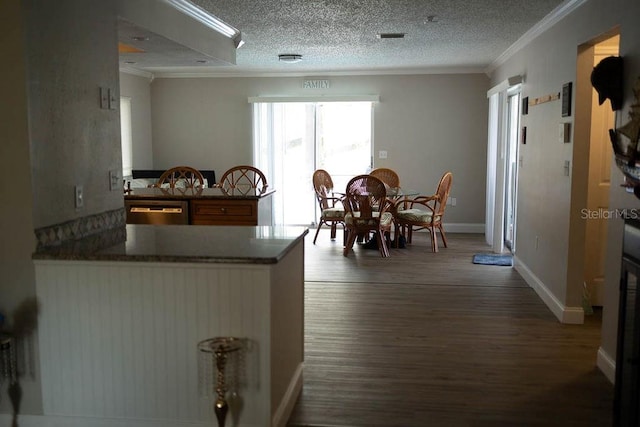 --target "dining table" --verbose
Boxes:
[386,187,420,247]
[333,186,419,200]
[348,185,420,251]
[386,186,420,200]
